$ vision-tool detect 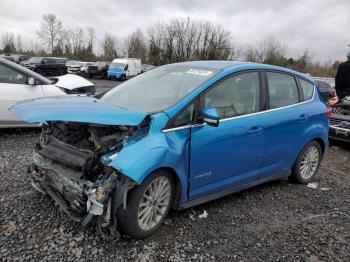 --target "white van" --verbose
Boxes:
[107,58,141,80]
